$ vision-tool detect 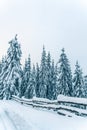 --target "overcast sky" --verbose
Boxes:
[0,0,87,74]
